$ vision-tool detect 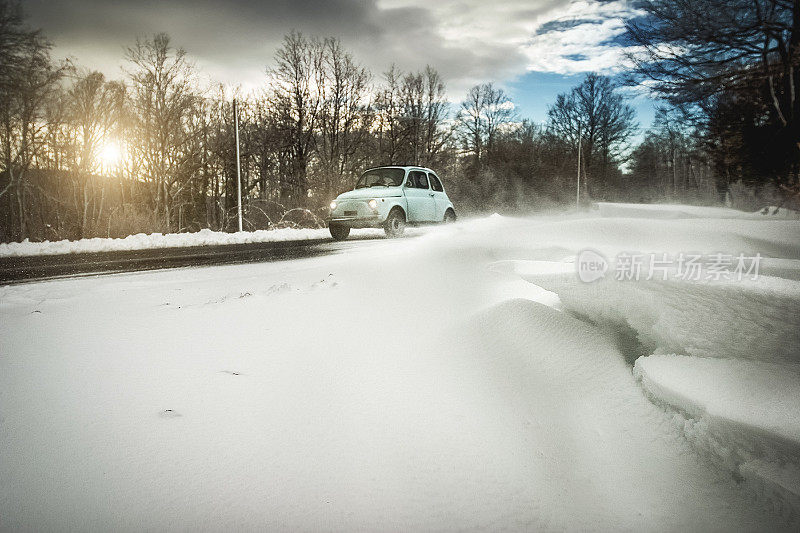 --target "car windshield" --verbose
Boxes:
[355,167,405,188]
